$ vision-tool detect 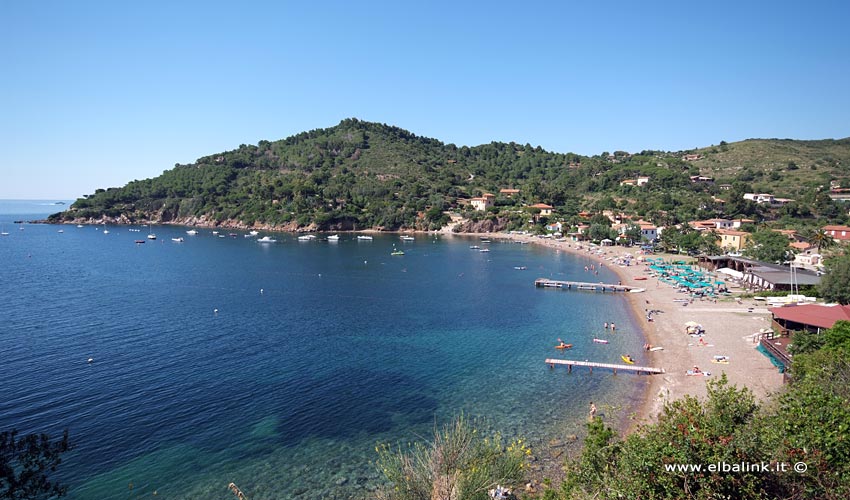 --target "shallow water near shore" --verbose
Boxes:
[1,212,645,498]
